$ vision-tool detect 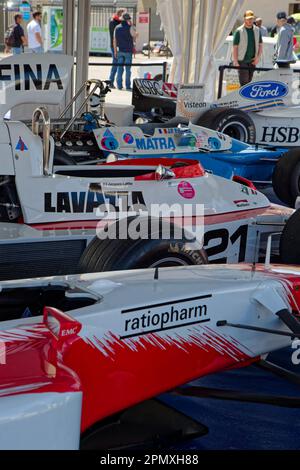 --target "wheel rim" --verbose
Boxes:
[221,121,248,141]
[150,257,189,268]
